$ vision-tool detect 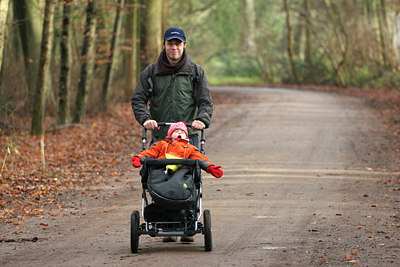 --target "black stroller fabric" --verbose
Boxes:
[147,166,196,210]
[144,203,185,222]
